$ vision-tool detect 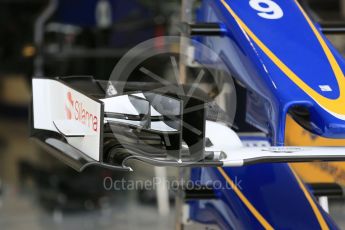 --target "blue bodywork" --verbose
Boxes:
[189,164,339,229]
[195,0,345,145]
[189,0,345,229]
